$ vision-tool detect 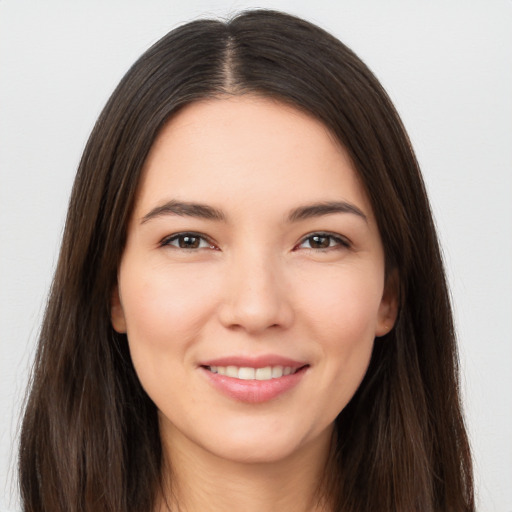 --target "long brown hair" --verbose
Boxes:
[19,10,474,511]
